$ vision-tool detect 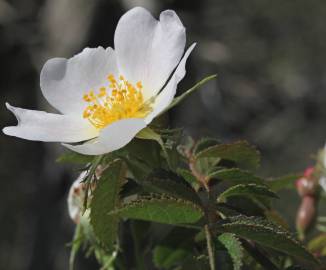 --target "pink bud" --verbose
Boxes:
[296,196,316,239]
